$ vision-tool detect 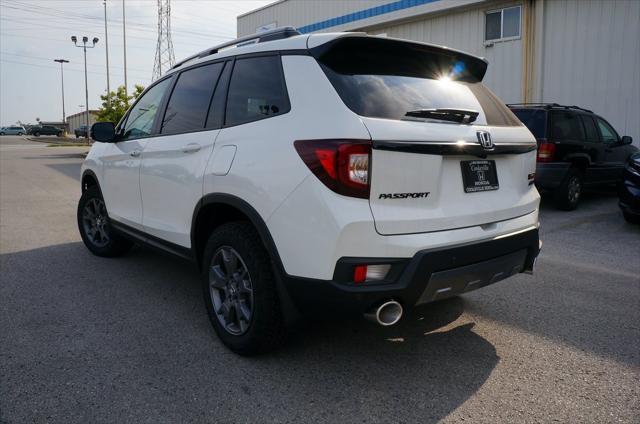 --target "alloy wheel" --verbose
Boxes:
[82,198,110,247]
[567,176,581,204]
[209,246,254,335]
